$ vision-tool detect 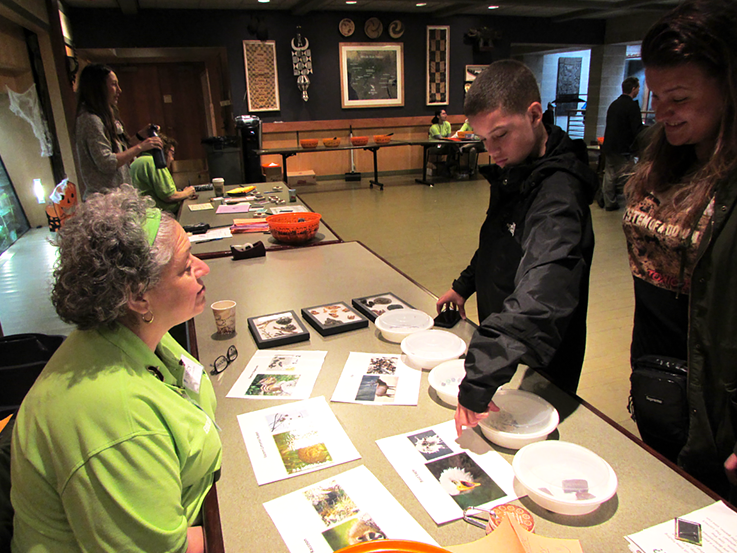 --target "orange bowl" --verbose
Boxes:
[323,137,341,148]
[266,212,321,244]
[373,134,392,145]
[350,136,369,146]
[300,138,318,149]
[457,130,468,139]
